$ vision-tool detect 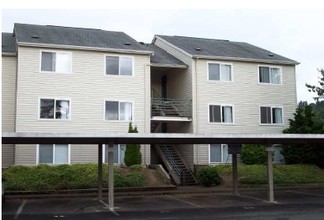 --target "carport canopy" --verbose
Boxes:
[3,132,324,210]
